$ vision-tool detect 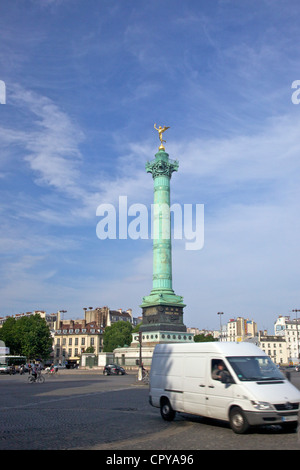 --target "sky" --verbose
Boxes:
[1,0,300,333]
